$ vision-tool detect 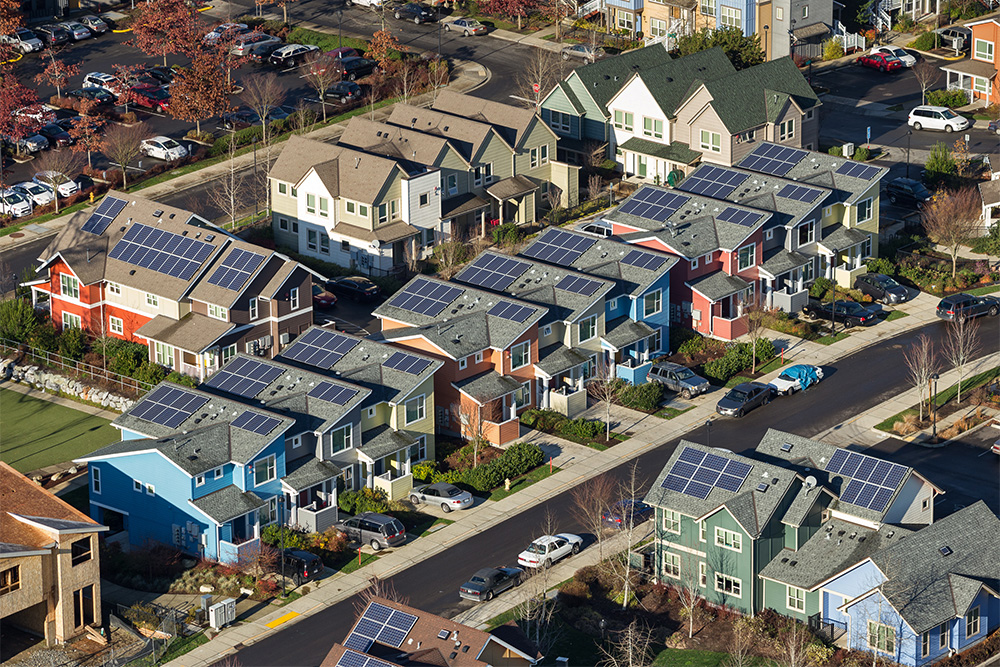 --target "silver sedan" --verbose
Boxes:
[409,482,473,512]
